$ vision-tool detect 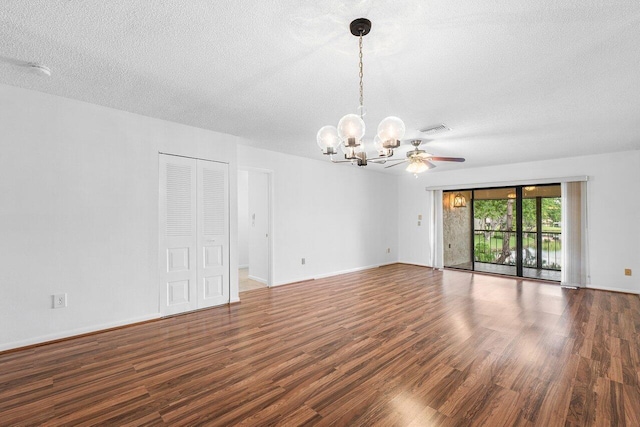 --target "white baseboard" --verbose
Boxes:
[272,262,400,287]
[248,275,267,284]
[586,284,640,295]
[397,260,434,269]
[313,263,382,280]
[0,313,162,353]
[238,264,249,269]
[229,296,241,303]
